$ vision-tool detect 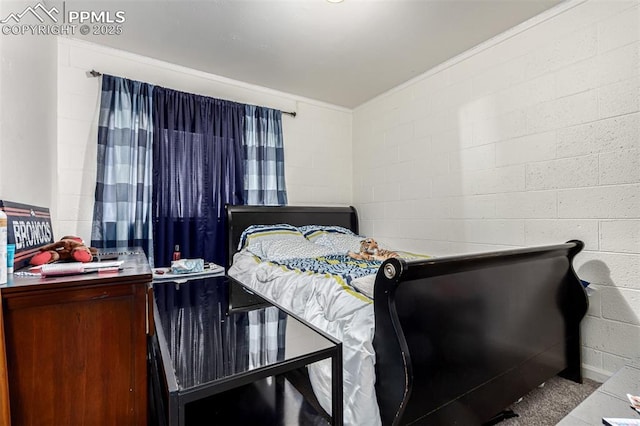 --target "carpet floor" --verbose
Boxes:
[500,375,601,425]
